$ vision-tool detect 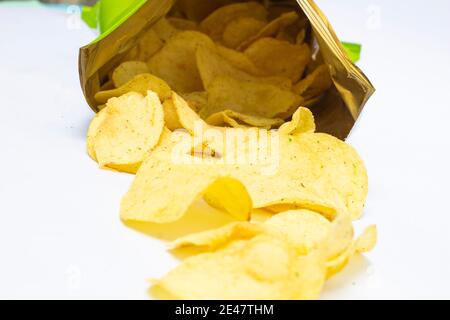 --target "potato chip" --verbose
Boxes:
[135,29,164,60]
[238,11,299,50]
[90,91,164,174]
[206,110,284,129]
[147,31,215,93]
[175,0,237,22]
[215,45,265,76]
[279,107,315,135]
[155,235,326,299]
[171,91,205,134]
[296,28,306,44]
[167,17,198,31]
[293,64,333,99]
[202,76,301,118]
[94,73,172,105]
[222,17,266,49]
[121,119,368,222]
[152,17,180,42]
[244,38,311,82]
[180,91,208,112]
[200,2,268,40]
[196,45,292,90]
[112,61,149,88]
[162,98,182,131]
[86,107,108,161]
